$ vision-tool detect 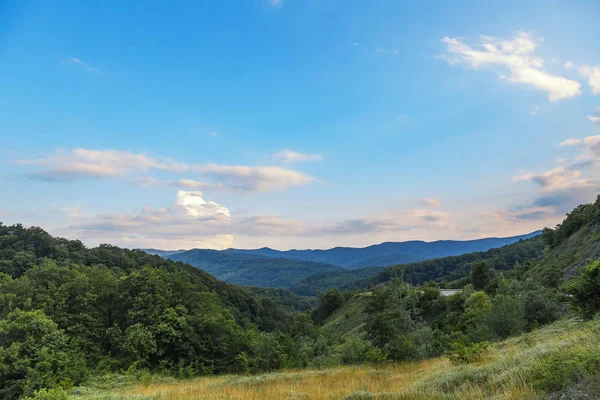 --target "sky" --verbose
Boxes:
[1,0,600,250]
